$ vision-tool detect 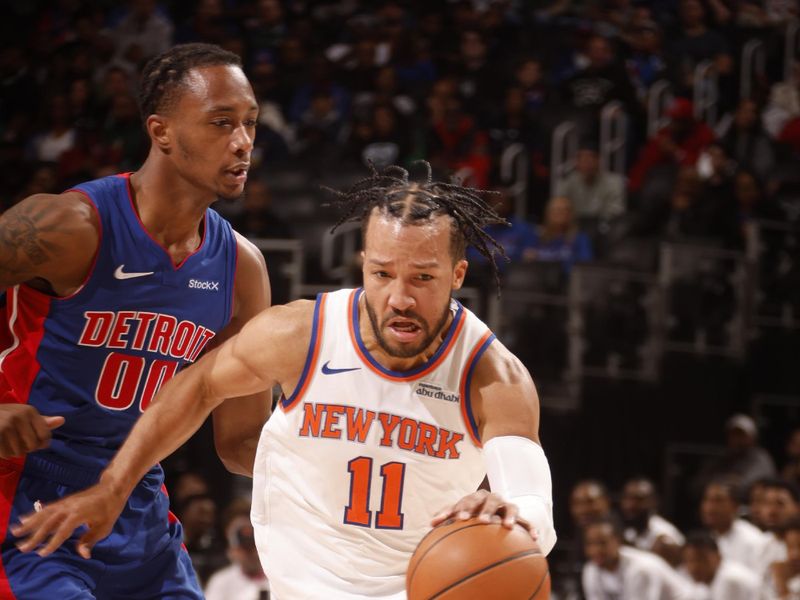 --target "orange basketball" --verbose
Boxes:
[407,517,550,600]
